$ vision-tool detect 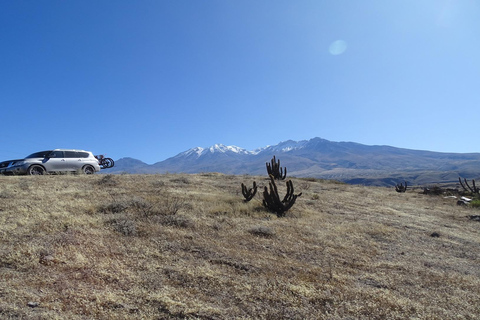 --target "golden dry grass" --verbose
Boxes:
[0,173,479,319]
